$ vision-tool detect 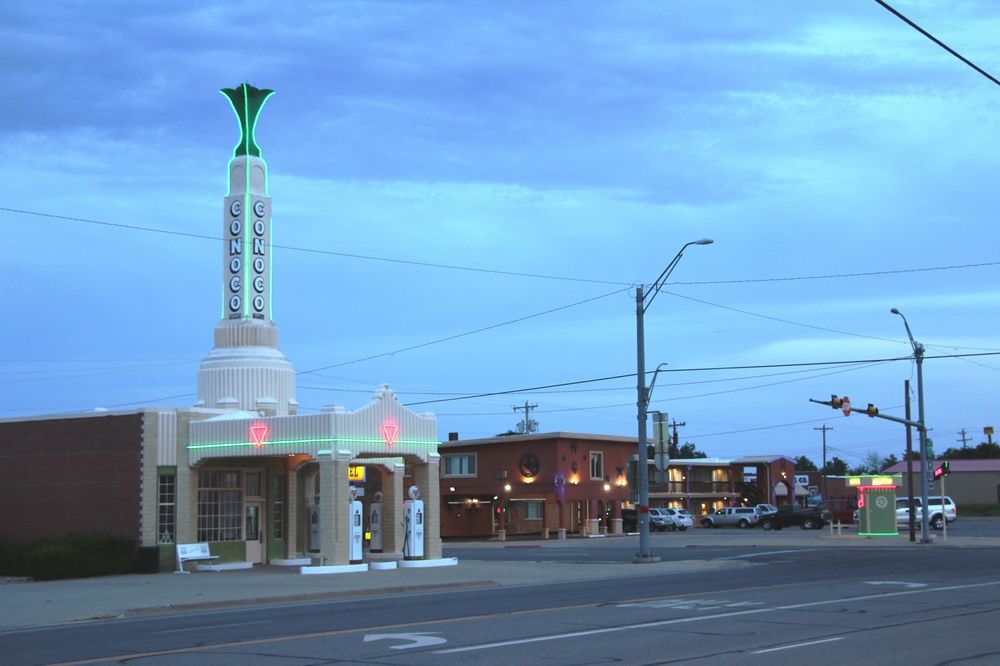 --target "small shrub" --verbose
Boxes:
[0,533,136,581]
